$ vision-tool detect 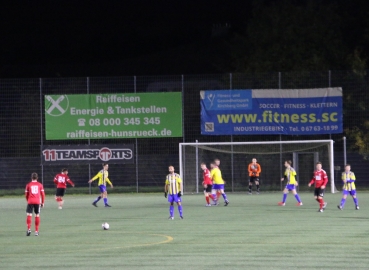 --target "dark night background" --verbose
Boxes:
[1,0,369,190]
[1,0,369,78]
